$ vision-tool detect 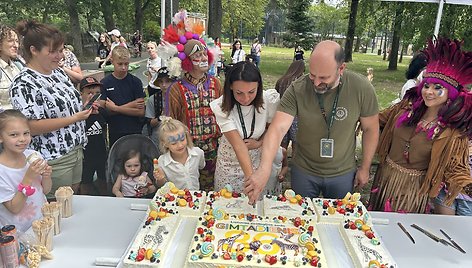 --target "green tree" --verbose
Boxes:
[208,0,223,39]
[100,0,115,30]
[133,0,153,34]
[388,2,404,70]
[309,1,347,41]
[284,0,314,50]
[222,0,268,41]
[65,0,83,56]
